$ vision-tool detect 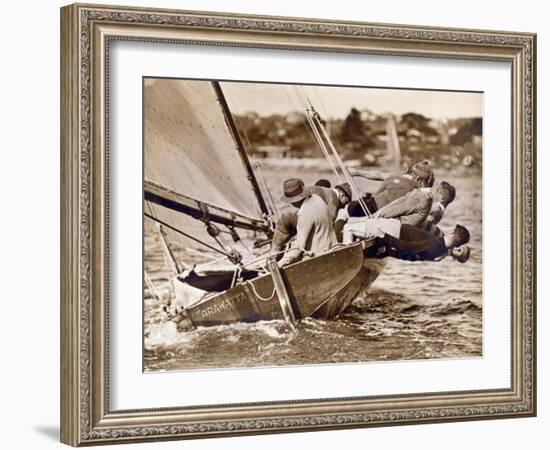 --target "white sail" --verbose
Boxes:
[386,114,401,167]
[144,78,267,260]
